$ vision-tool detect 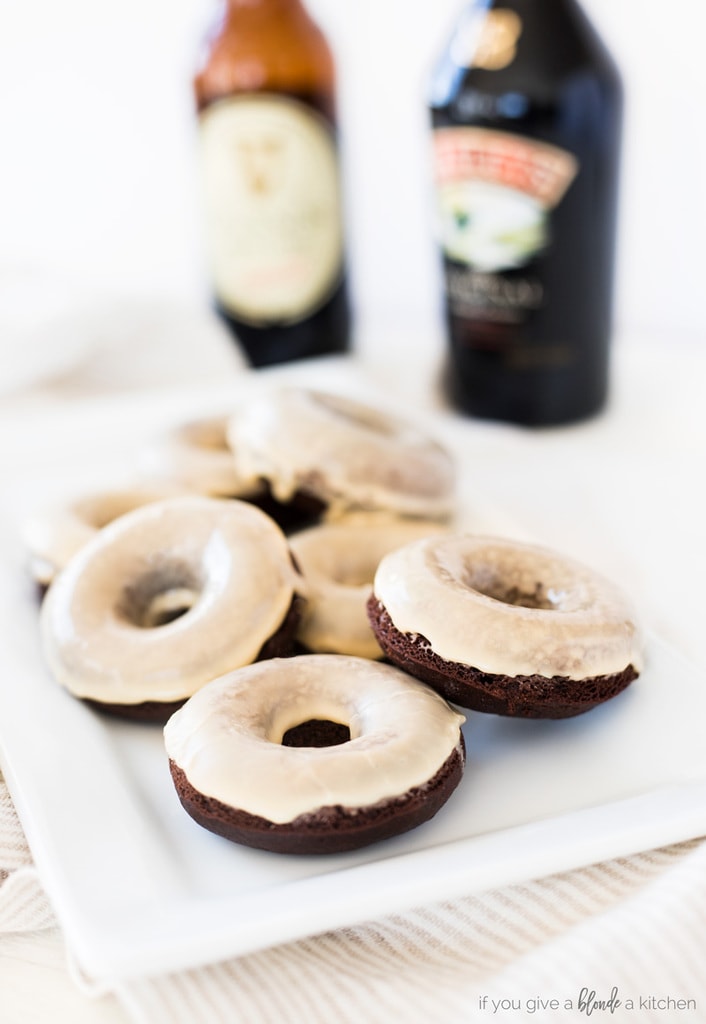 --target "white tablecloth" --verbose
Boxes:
[1,305,705,1023]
